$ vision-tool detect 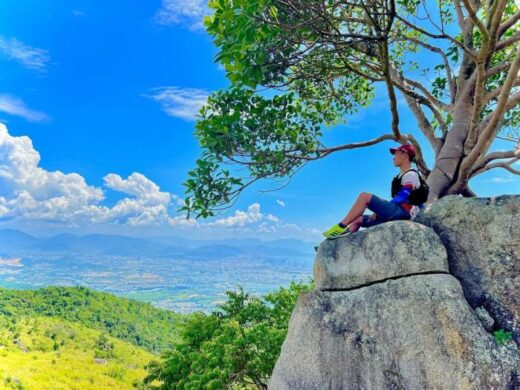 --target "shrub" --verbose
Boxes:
[144,280,313,389]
